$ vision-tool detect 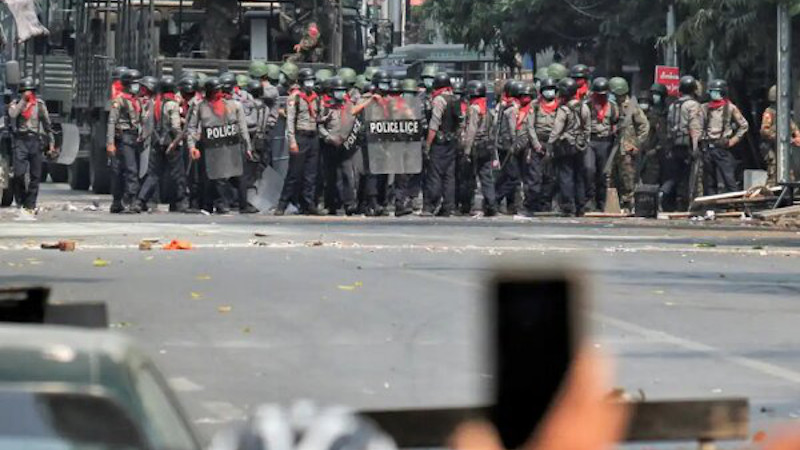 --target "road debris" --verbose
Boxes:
[92,258,110,267]
[163,240,193,250]
[41,240,76,251]
[217,305,233,313]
